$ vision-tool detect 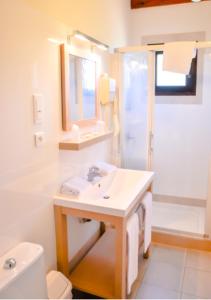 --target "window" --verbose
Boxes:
[155,51,197,96]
